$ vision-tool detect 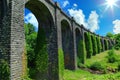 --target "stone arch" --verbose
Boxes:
[61,19,72,69]
[84,32,91,58]
[100,38,104,52]
[59,16,72,31]
[108,40,112,49]
[104,39,108,50]
[25,1,58,80]
[75,28,83,64]
[91,34,94,55]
